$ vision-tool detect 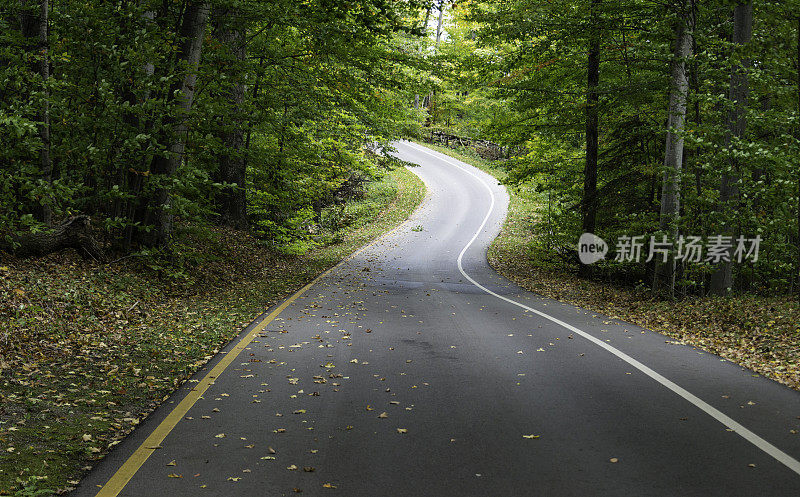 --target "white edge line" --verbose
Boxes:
[403,140,800,476]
